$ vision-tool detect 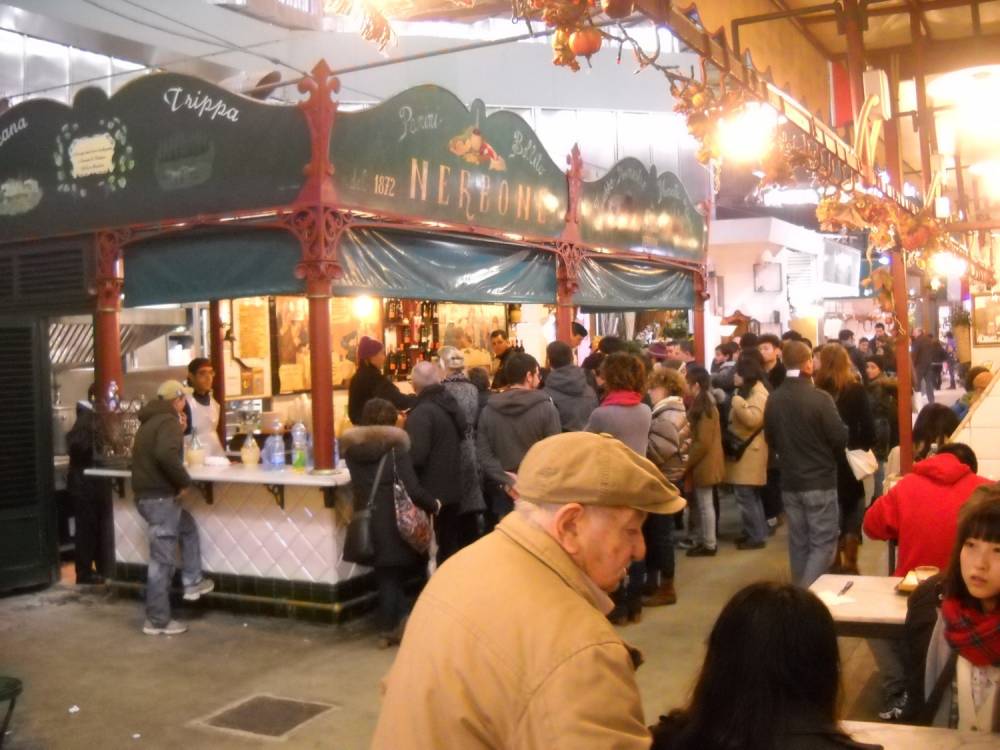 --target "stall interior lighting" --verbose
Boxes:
[351,295,378,320]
